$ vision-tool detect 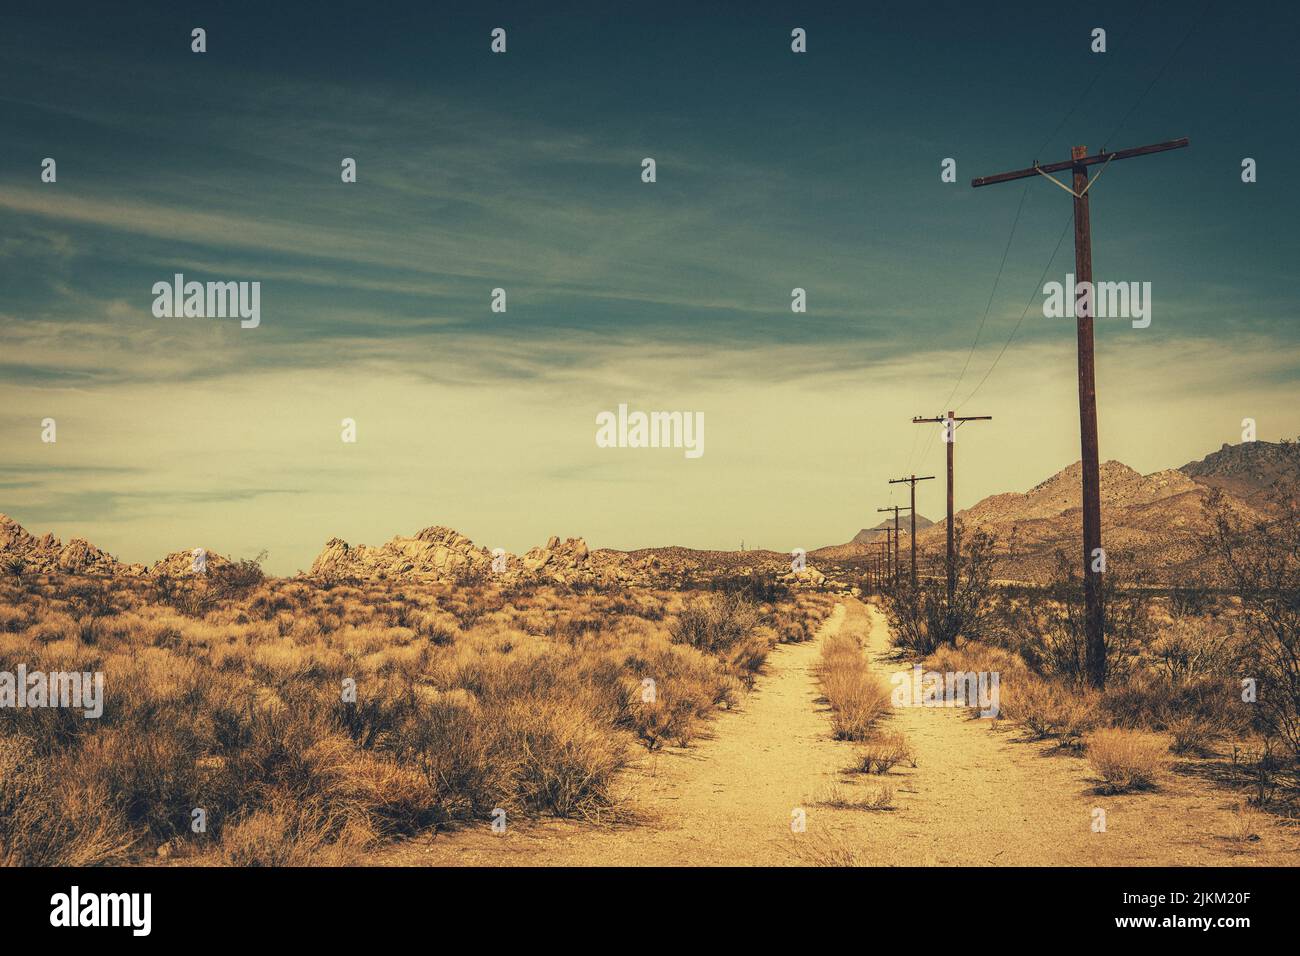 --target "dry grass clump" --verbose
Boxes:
[818,625,890,741]
[1221,801,1268,847]
[1085,728,1170,793]
[0,571,828,865]
[815,783,895,811]
[0,734,137,866]
[1000,678,1100,748]
[218,804,374,866]
[669,591,761,654]
[786,828,876,866]
[857,731,915,774]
